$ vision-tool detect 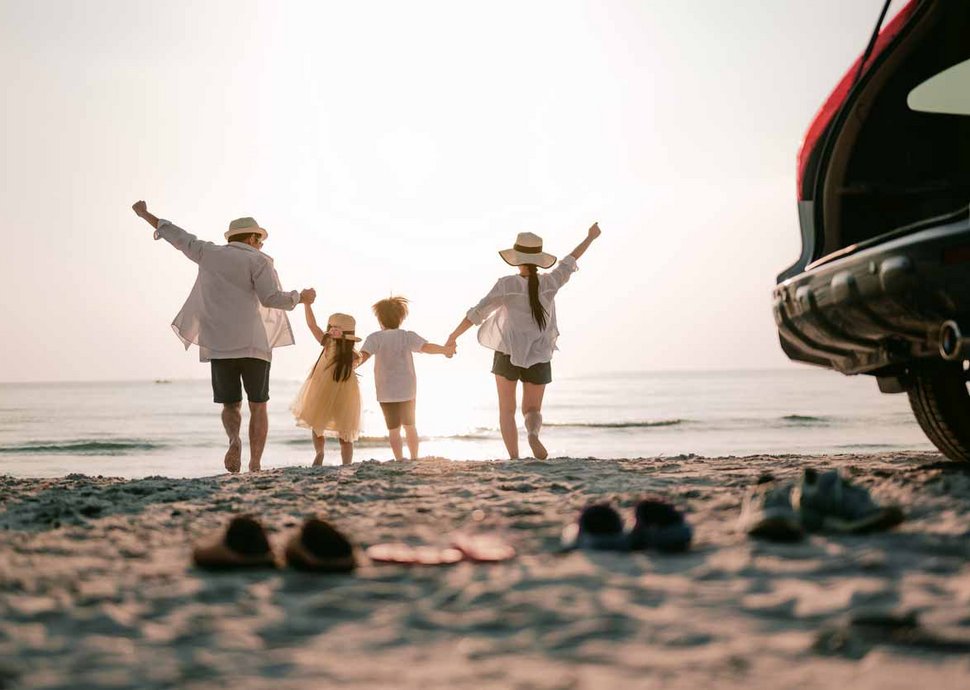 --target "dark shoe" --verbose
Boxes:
[285,517,357,572]
[192,515,277,570]
[561,503,629,551]
[739,478,804,542]
[629,498,692,552]
[794,469,904,534]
